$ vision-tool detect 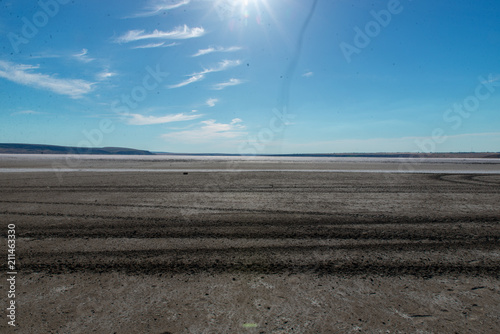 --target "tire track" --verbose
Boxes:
[2,209,499,227]
[2,169,500,279]
[21,240,500,259]
[13,224,500,242]
[435,174,500,186]
[10,261,500,277]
